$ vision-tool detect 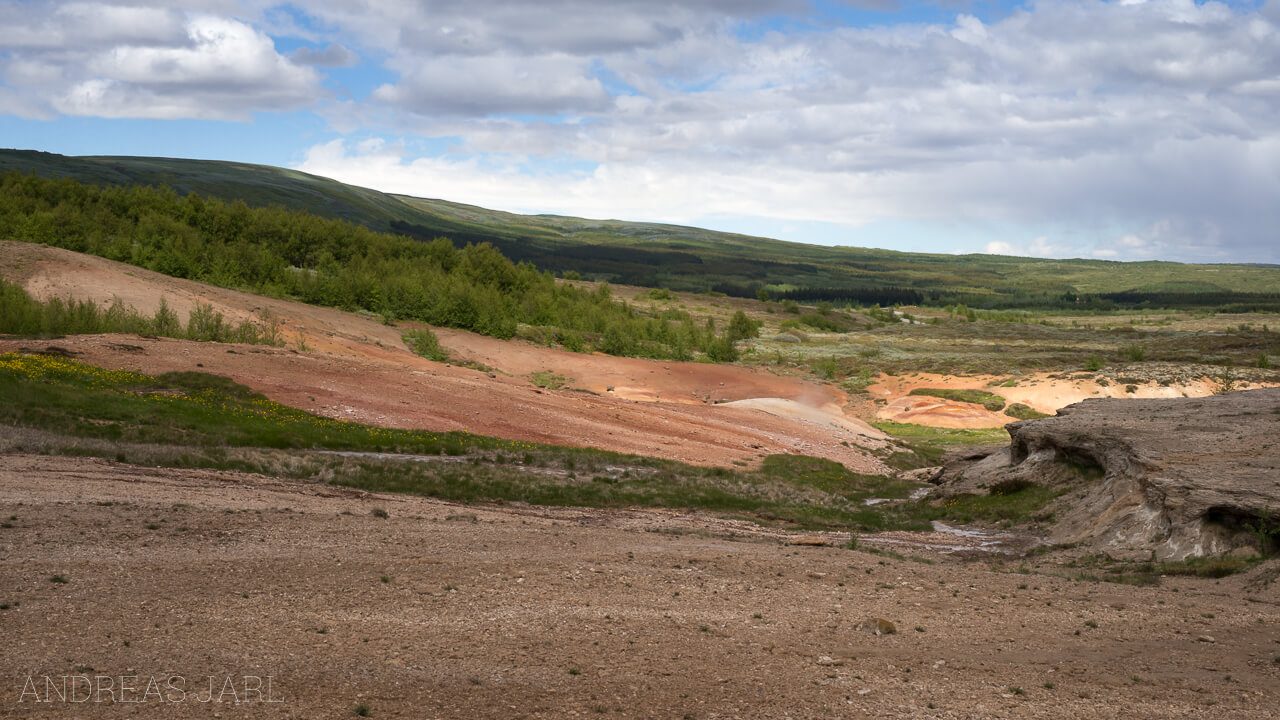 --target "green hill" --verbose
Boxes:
[2,149,1277,309]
